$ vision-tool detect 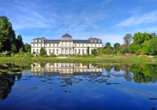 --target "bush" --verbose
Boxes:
[117,51,122,56]
[23,54,28,58]
[4,51,11,57]
[40,47,46,56]
[0,53,4,57]
[33,51,36,54]
[50,53,56,57]
[14,54,20,58]
[137,55,148,58]
[11,53,14,57]
[81,54,88,58]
